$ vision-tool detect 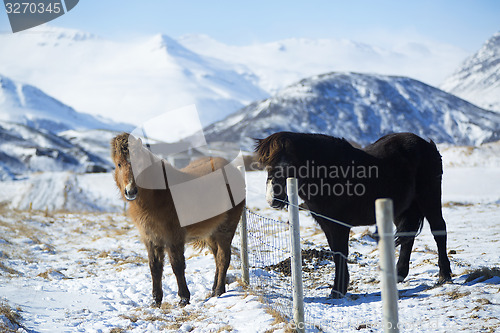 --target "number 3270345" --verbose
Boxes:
[5,2,62,14]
